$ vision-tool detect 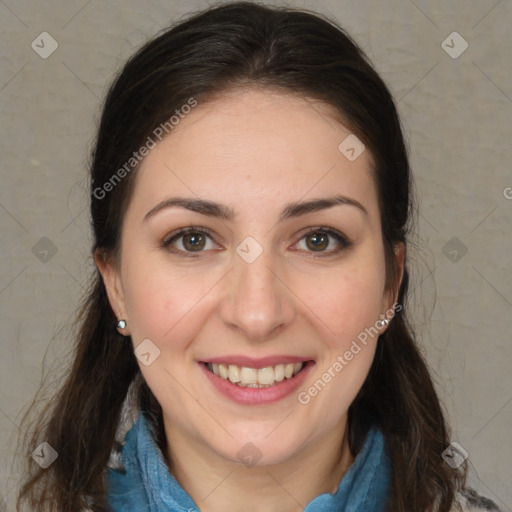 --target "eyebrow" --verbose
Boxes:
[144,195,368,222]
